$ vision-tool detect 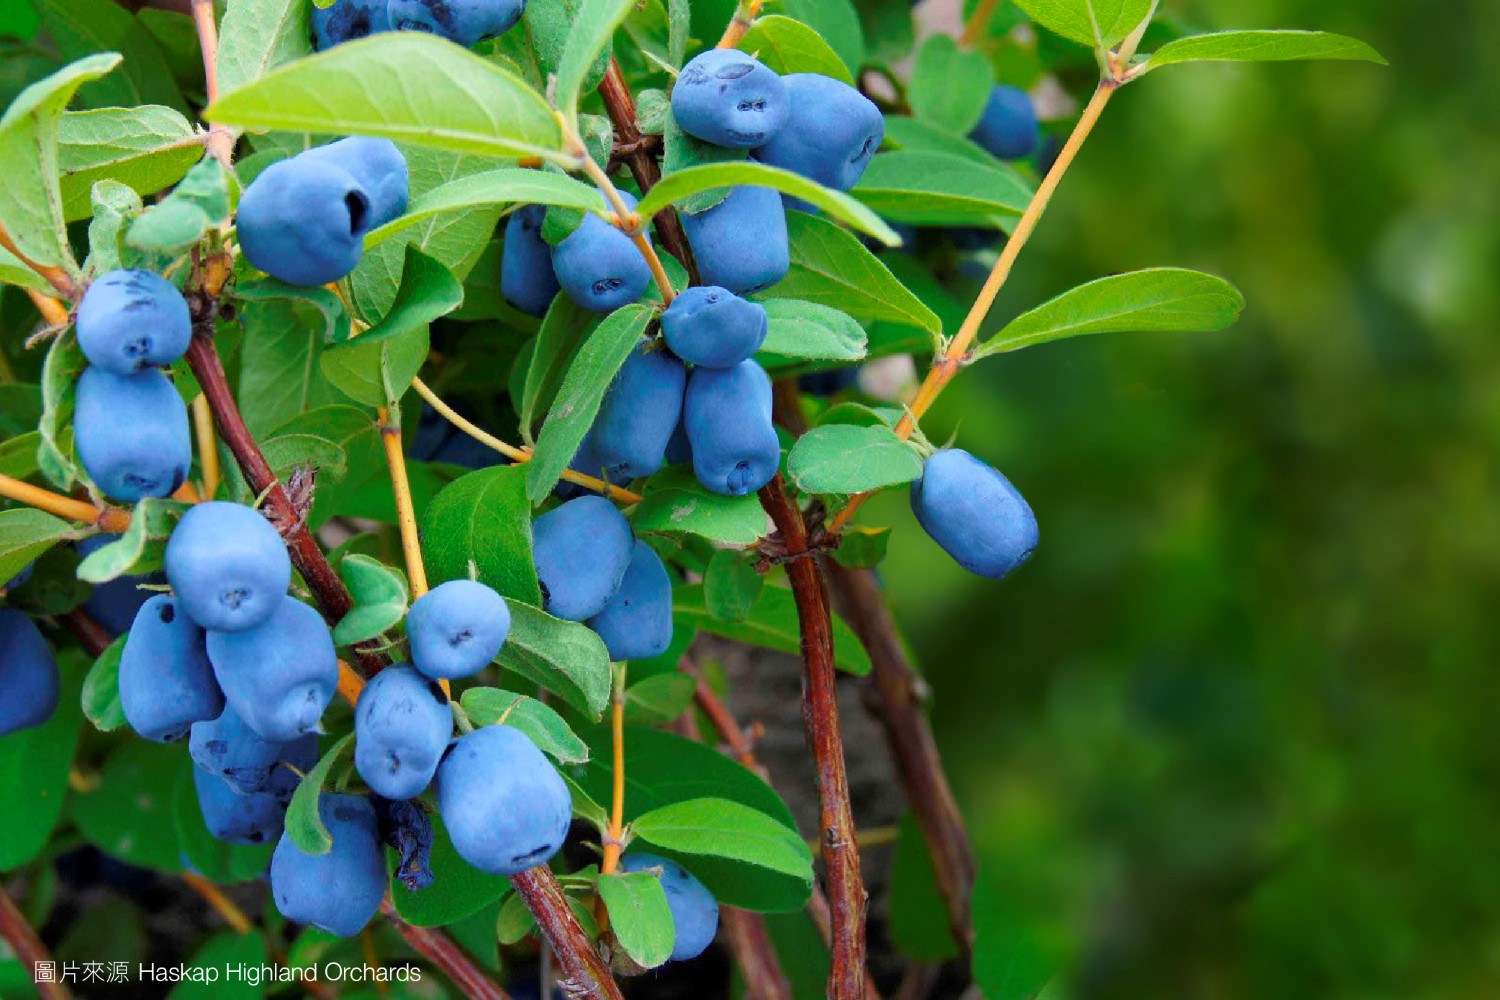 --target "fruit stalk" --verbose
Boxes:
[189,0,235,167]
[381,901,513,1000]
[0,223,76,299]
[377,408,429,599]
[510,868,626,1000]
[0,885,72,1000]
[600,664,628,877]
[716,0,764,50]
[756,473,868,1000]
[0,472,131,533]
